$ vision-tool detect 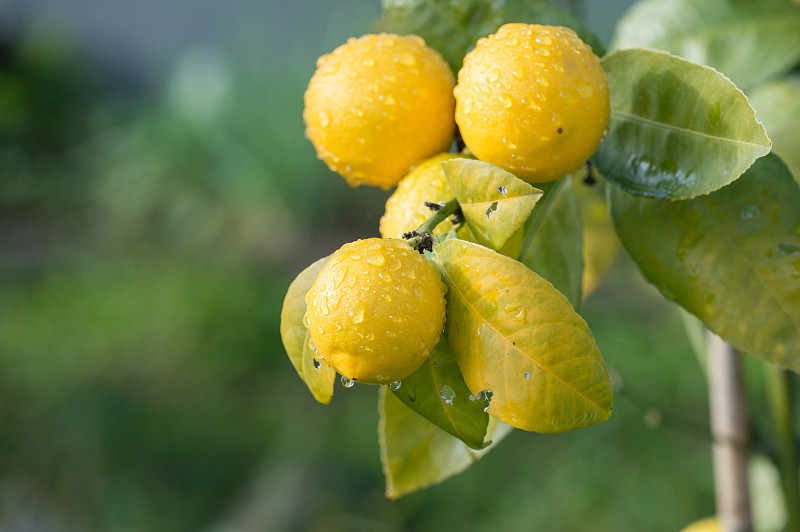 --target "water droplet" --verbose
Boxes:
[303,313,311,328]
[367,253,385,267]
[439,385,456,405]
[308,338,317,351]
[576,83,593,99]
[499,93,513,109]
[513,308,527,323]
[511,69,524,81]
[397,52,416,66]
[524,371,531,380]
[497,185,507,195]
[778,242,800,255]
[320,301,330,316]
[313,359,321,370]
[469,394,476,401]
[741,204,761,220]
[350,307,364,324]
[341,376,355,388]
[389,381,402,391]
[487,70,500,83]
[379,271,393,283]
[363,58,375,68]
[318,111,331,127]
[485,201,499,220]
